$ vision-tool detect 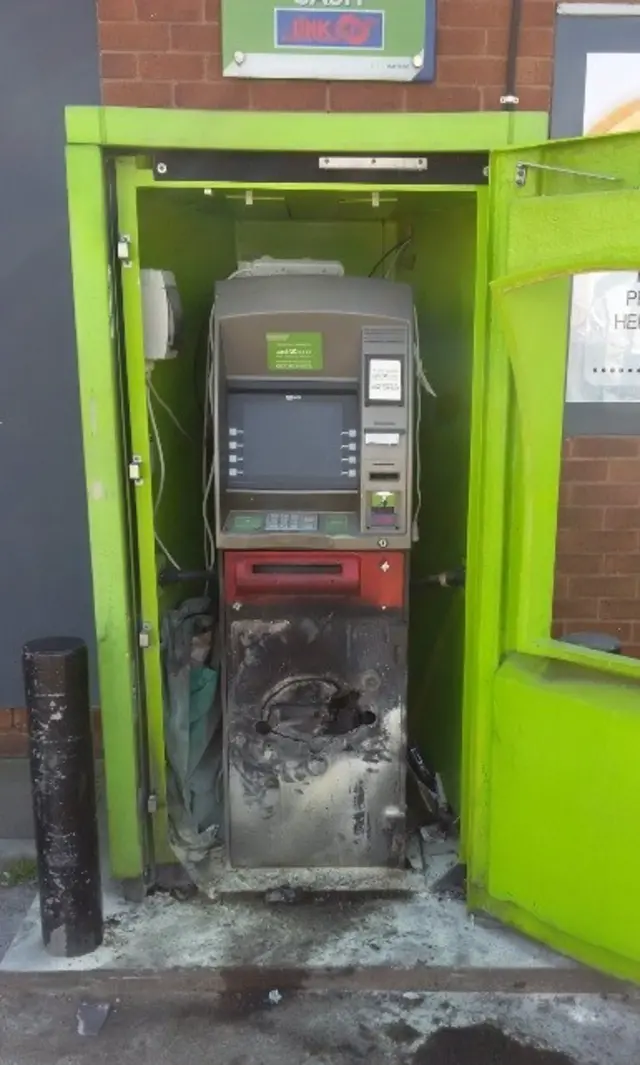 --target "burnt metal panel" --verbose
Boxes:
[225,604,407,870]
